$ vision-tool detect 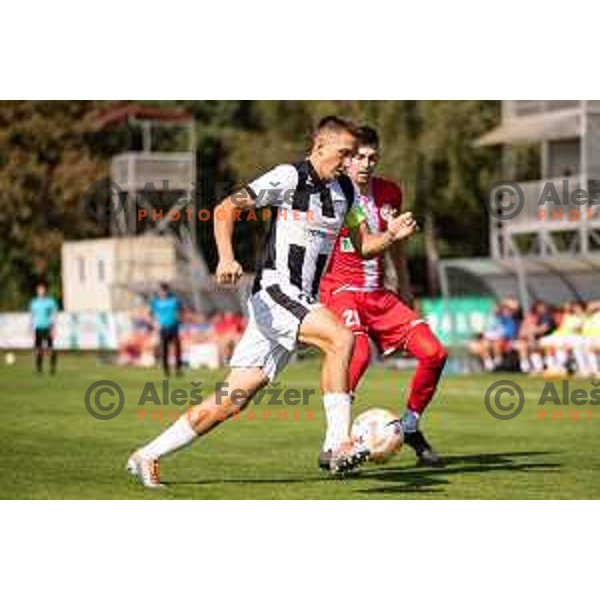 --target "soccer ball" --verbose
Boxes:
[351,408,403,463]
[4,352,16,366]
